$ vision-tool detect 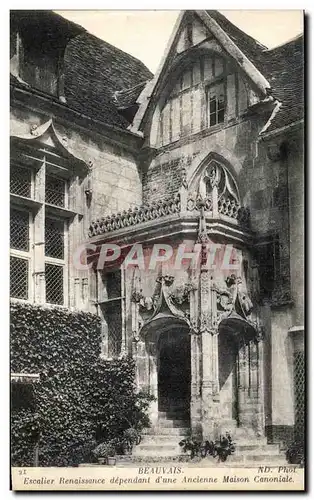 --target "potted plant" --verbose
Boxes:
[213,433,236,462]
[286,440,304,466]
[179,436,202,459]
[122,427,141,454]
[92,441,116,465]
